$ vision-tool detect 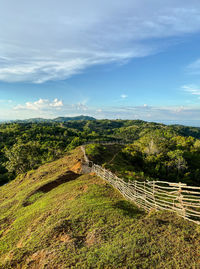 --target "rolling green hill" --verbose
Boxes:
[11,115,96,123]
[0,147,199,268]
[2,119,200,186]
